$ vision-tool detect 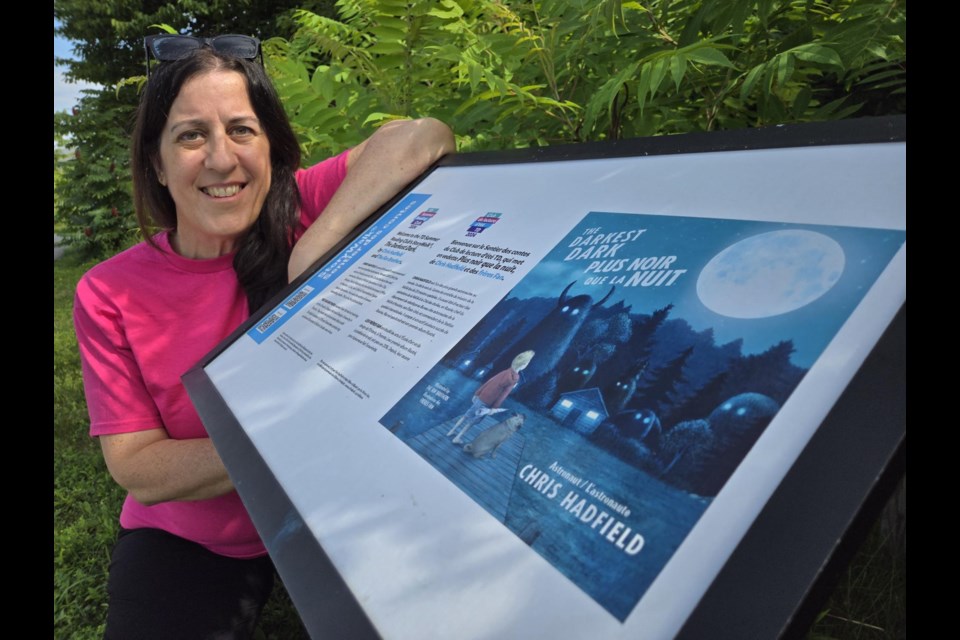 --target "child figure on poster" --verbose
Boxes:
[448,350,535,443]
